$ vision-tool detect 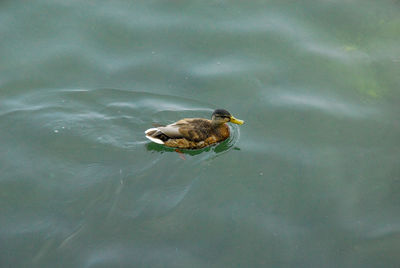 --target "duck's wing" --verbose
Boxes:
[168,118,212,141]
[145,118,211,143]
[145,119,188,142]
[162,119,211,137]
[153,118,195,137]
[157,123,184,138]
